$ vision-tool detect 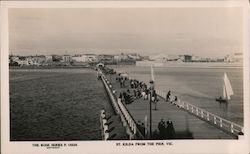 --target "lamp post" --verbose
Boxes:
[109,72,111,82]
[149,80,154,139]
